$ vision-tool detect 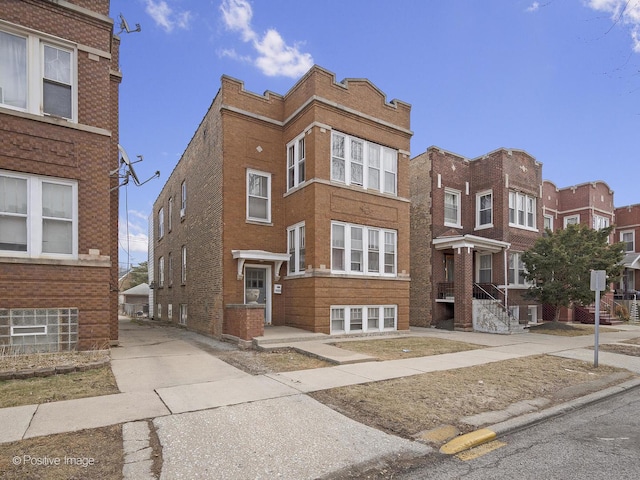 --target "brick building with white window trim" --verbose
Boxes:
[151,66,412,341]
[0,1,120,351]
